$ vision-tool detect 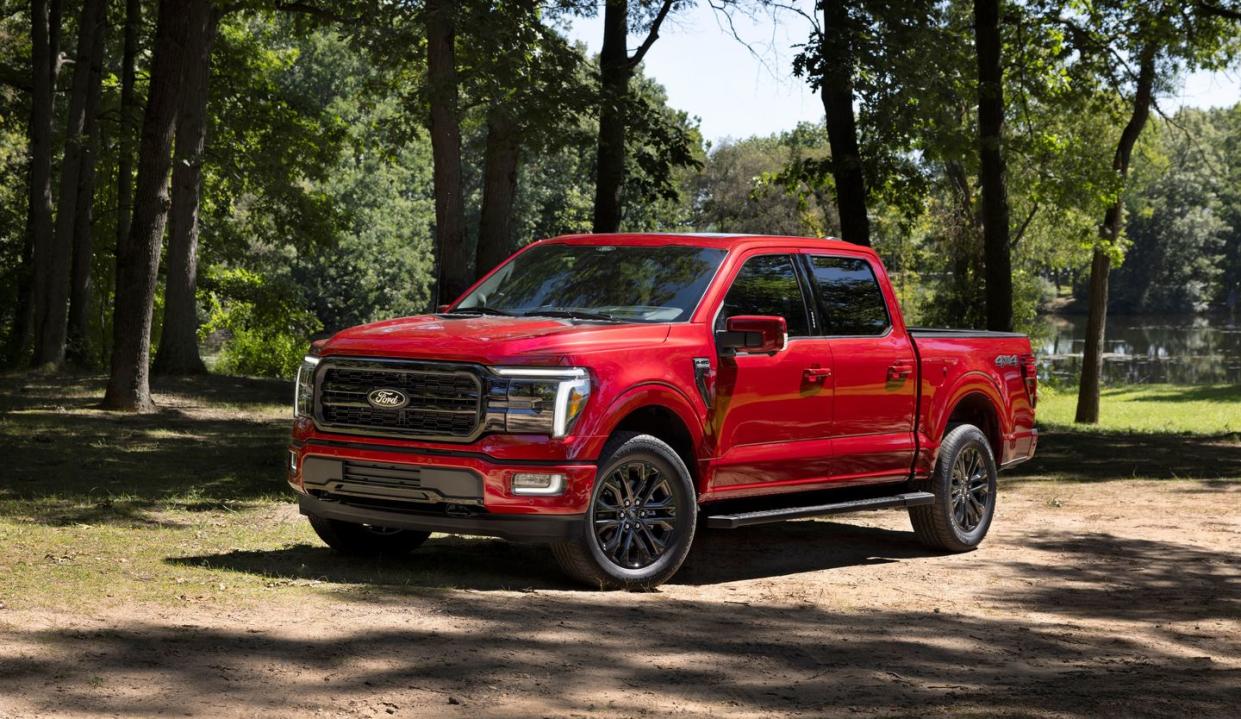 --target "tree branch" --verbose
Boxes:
[273,1,343,23]
[1197,1,1241,21]
[1011,202,1039,248]
[627,0,675,68]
